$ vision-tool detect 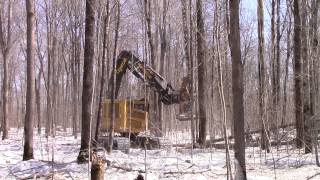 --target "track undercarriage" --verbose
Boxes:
[98,133,171,152]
